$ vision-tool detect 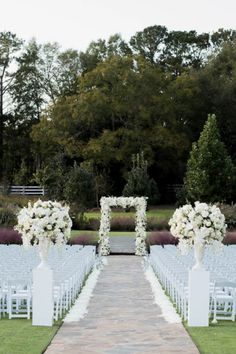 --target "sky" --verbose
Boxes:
[1,0,236,52]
